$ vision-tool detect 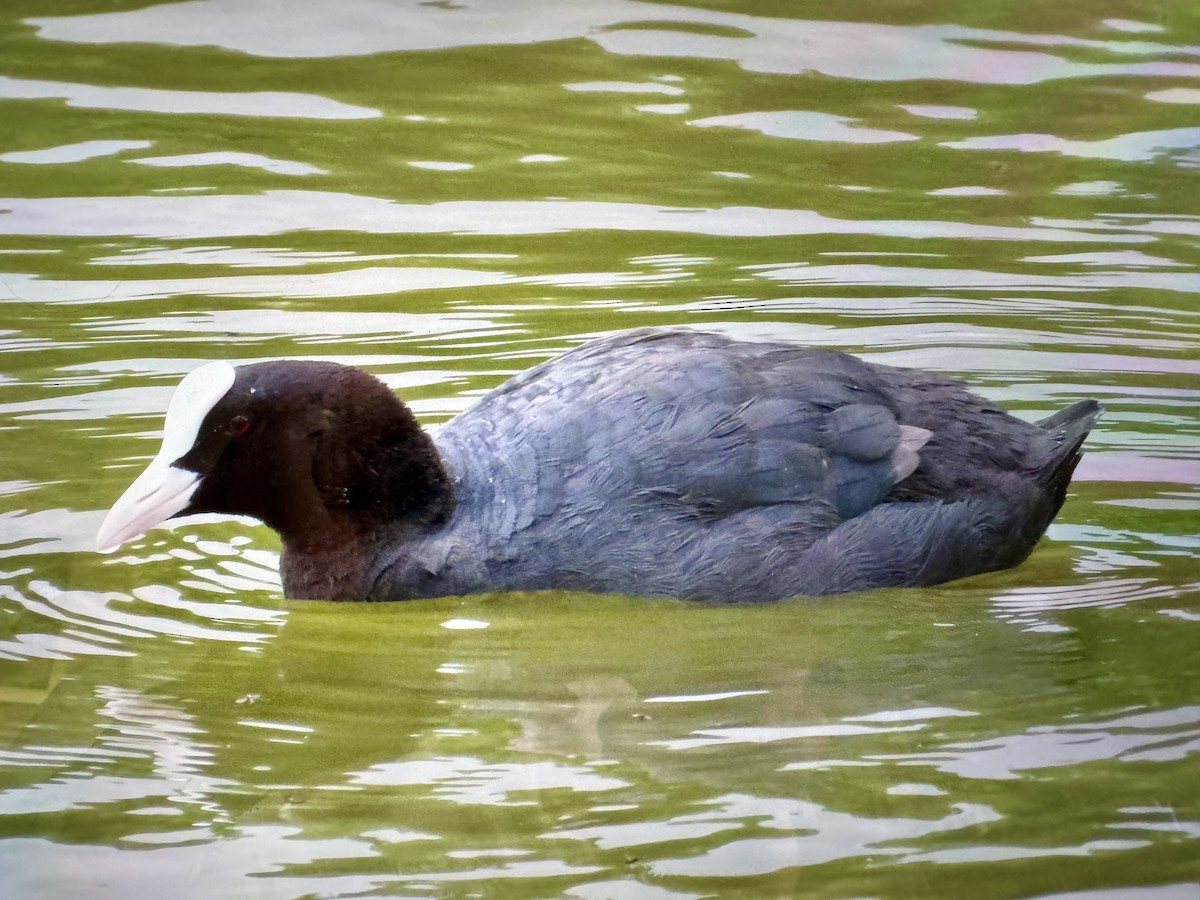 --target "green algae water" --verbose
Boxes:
[1,1,1199,897]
